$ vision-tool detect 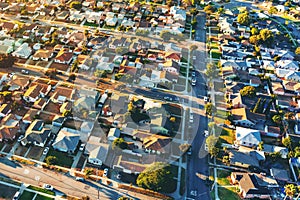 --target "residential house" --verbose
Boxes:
[21,120,51,147]
[108,128,121,142]
[56,10,70,20]
[235,127,262,148]
[52,127,80,153]
[23,83,51,103]
[1,113,19,128]
[143,135,171,154]
[50,86,75,103]
[22,109,39,124]
[8,76,30,91]
[270,168,291,182]
[12,43,32,59]
[164,52,181,62]
[32,49,53,61]
[229,149,265,168]
[231,108,266,128]
[0,22,18,33]
[276,60,299,71]
[285,71,300,82]
[263,144,288,159]
[88,143,109,166]
[54,51,73,65]
[231,172,278,199]
[0,44,13,54]
[0,104,11,118]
